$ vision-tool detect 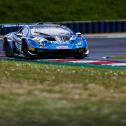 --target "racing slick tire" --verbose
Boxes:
[74,54,87,59]
[22,40,36,59]
[3,41,14,57]
[74,50,88,59]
